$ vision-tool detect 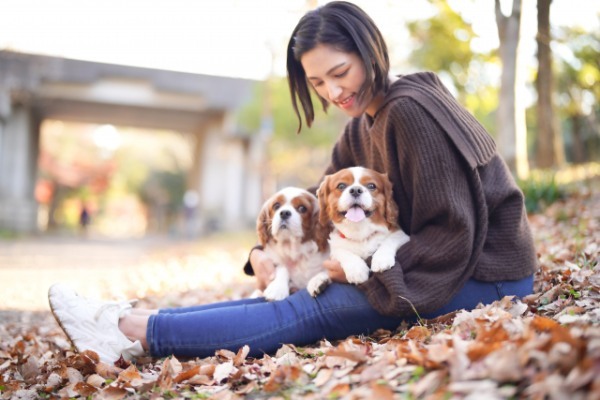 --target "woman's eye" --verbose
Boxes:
[273,202,281,210]
[367,183,376,191]
[297,205,307,213]
[335,69,349,78]
[337,183,347,190]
